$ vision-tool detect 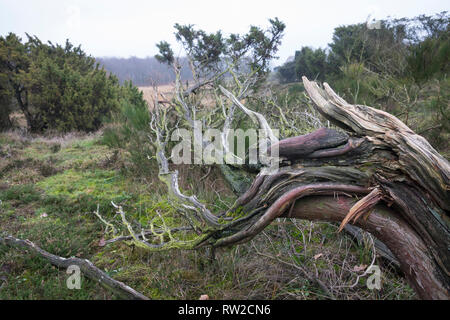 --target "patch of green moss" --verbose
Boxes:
[37,169,128,201]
